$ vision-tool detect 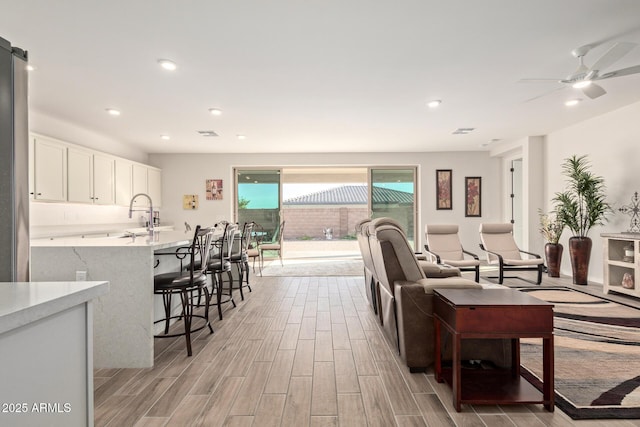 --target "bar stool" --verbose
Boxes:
[230,221,254,300]
[153,225,215,356]
[206,222,238,320]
